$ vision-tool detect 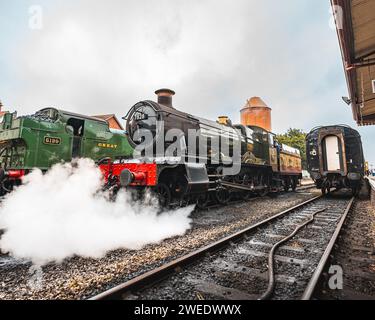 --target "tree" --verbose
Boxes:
[276,128,307,169]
